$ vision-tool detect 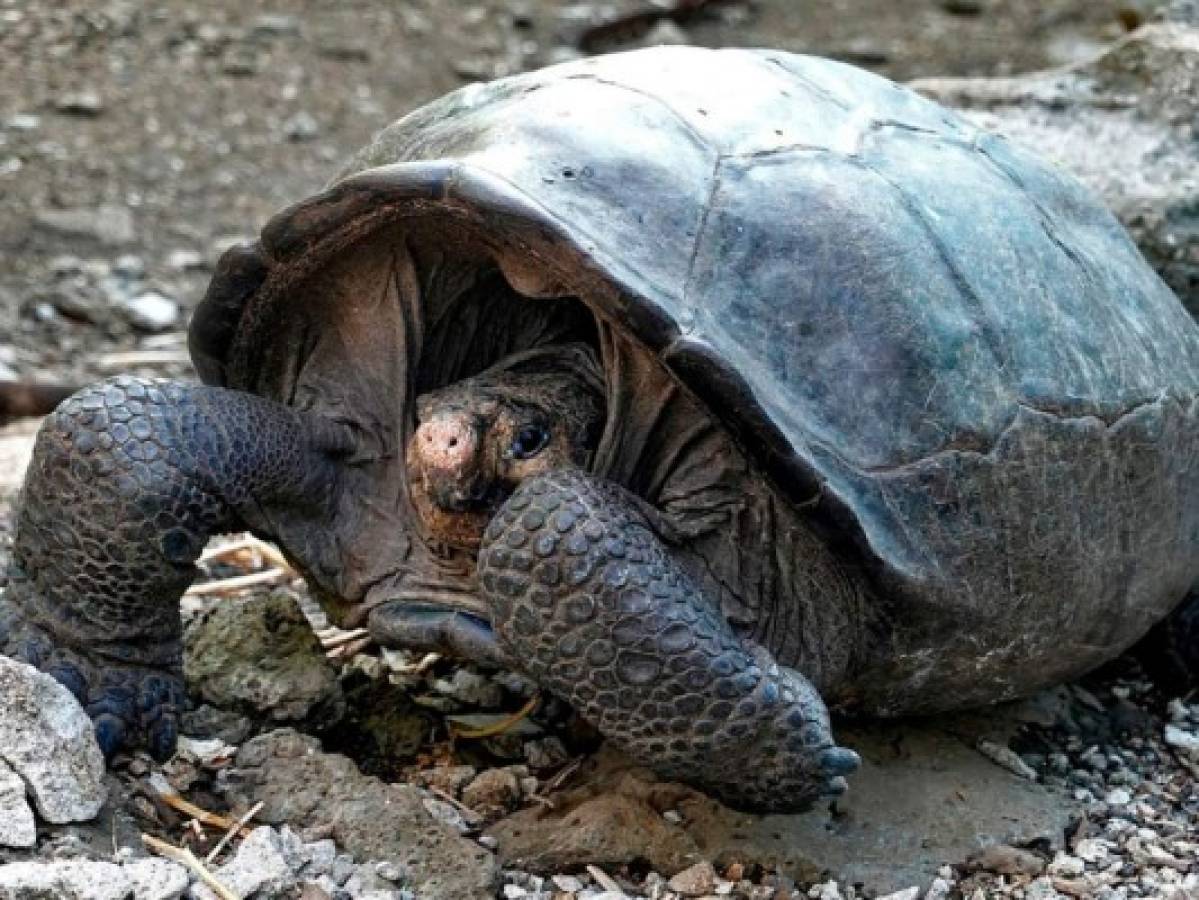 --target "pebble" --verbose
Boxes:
[166,248,207,271]
[55,90,105,116]
[876,889,920,900]
[5,113,40,130]
[252,14,301,37]
[121,291,181,332]
[669,861,717,897]
[432,668,503,708]
[283,111,320,142]
[638,20,690,47]
[1104,788,1132,806]
[1163,723,1199,761]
